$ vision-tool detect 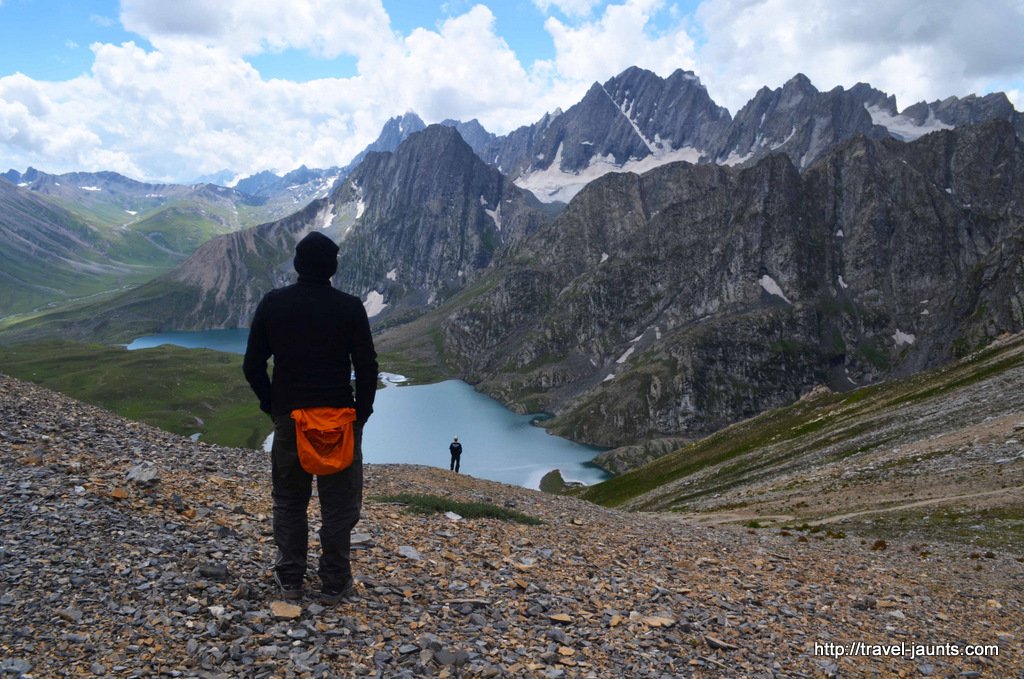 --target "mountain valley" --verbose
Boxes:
[2,66,1023,499]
